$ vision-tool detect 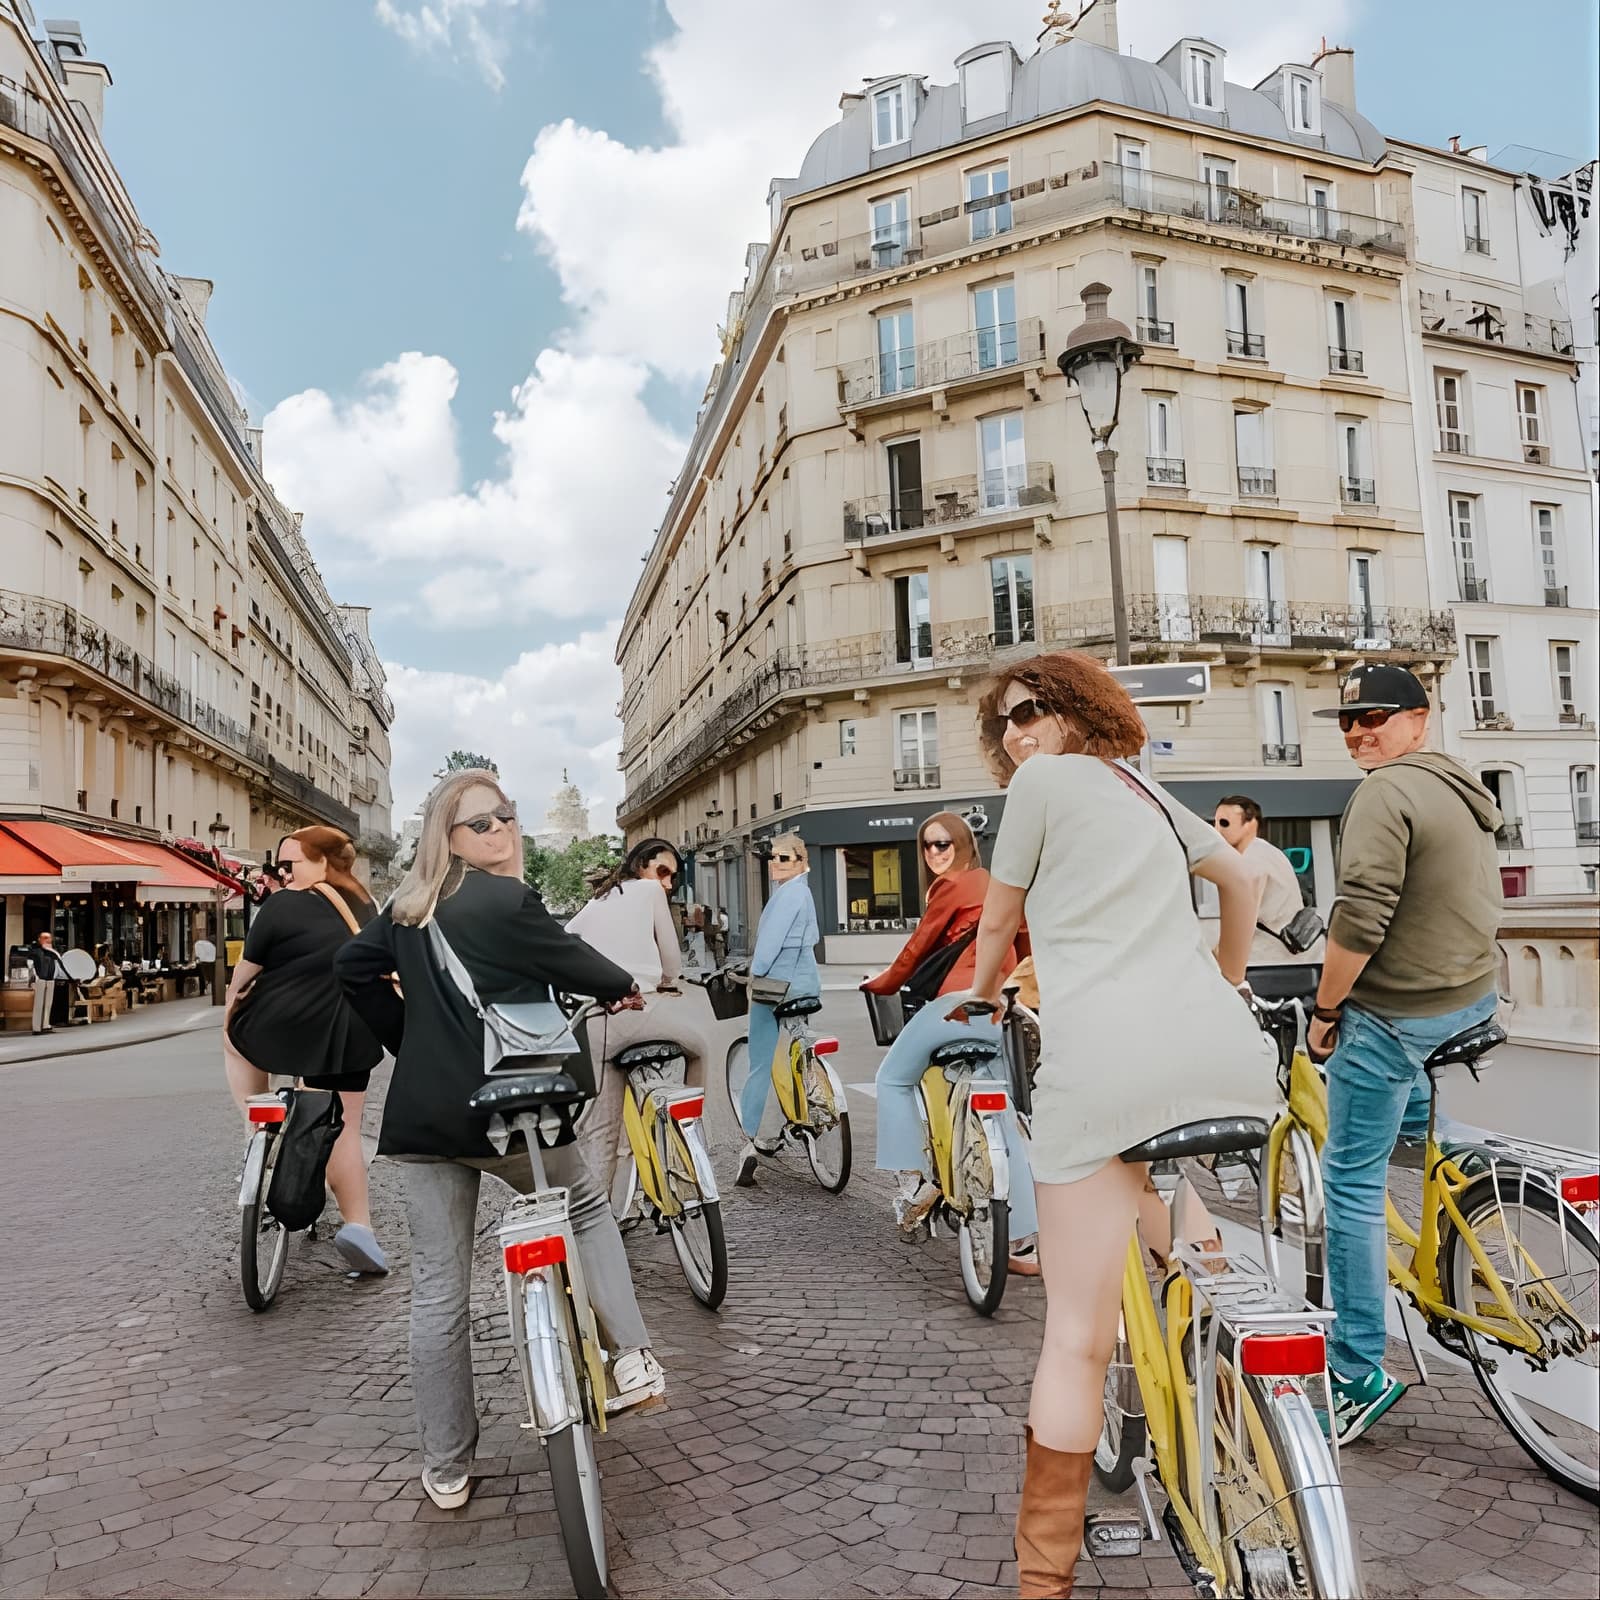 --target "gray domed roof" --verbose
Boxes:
[790,37,1387,200]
